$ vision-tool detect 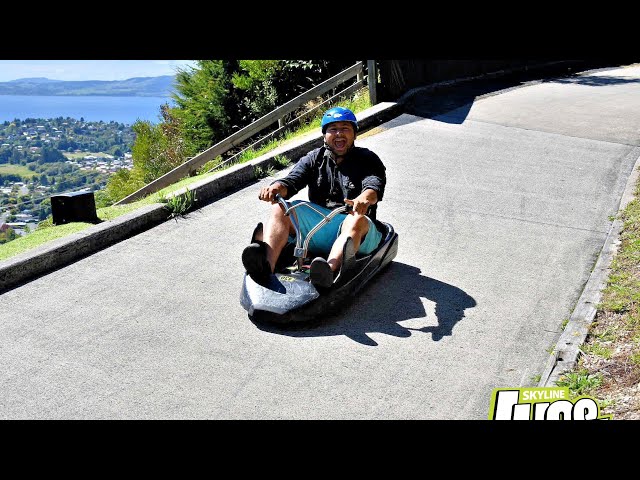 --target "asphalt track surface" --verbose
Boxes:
[1,64,639,419]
